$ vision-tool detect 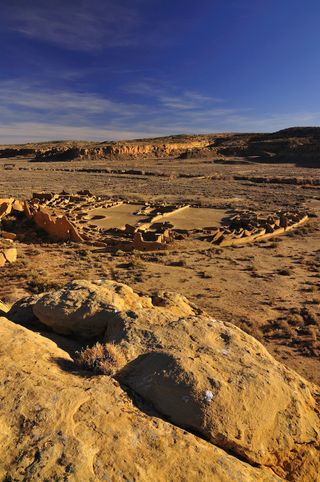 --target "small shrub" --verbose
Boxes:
[247,264,257,272]
[76,249,91,258]
[268,242,278,249]
[301,307,319,326]
[168,260,187,267]
[278,268,293,276]
[129,255,145,270]
[75,342,126,375]
[26,274,62,294]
